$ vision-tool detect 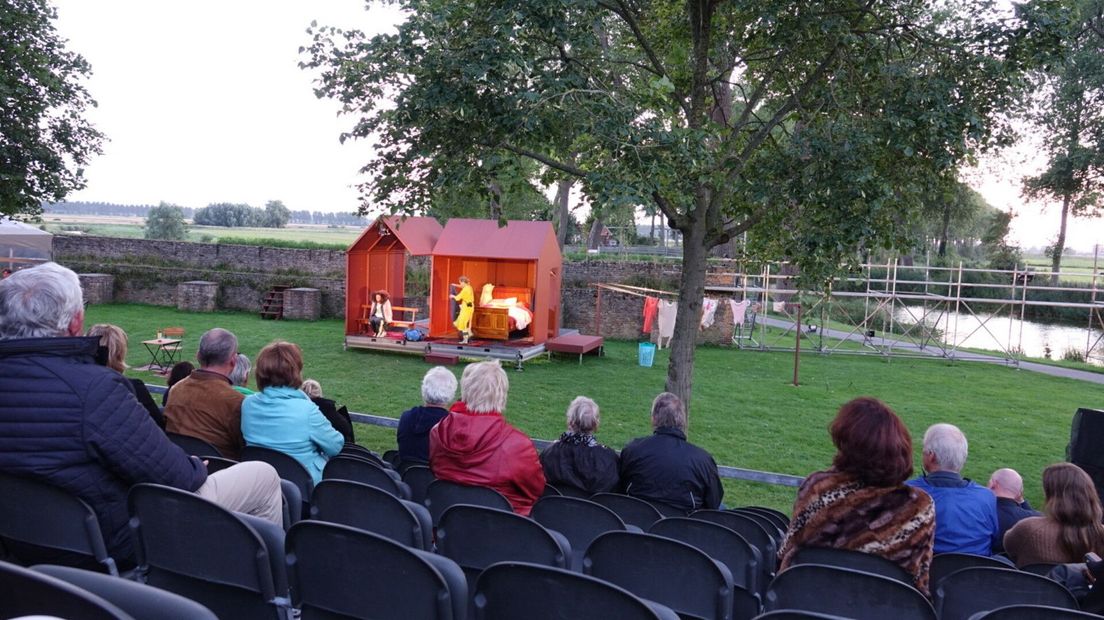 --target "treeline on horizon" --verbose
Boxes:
[43,201,368,227]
